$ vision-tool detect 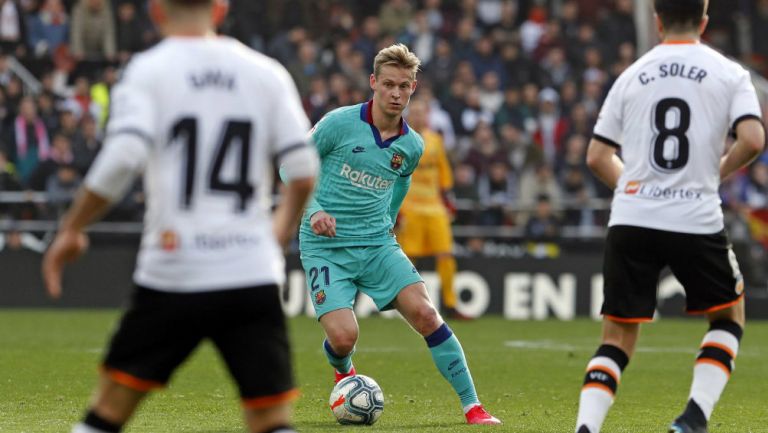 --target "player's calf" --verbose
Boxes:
[670,320,743,433]
[575,344,630,433]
